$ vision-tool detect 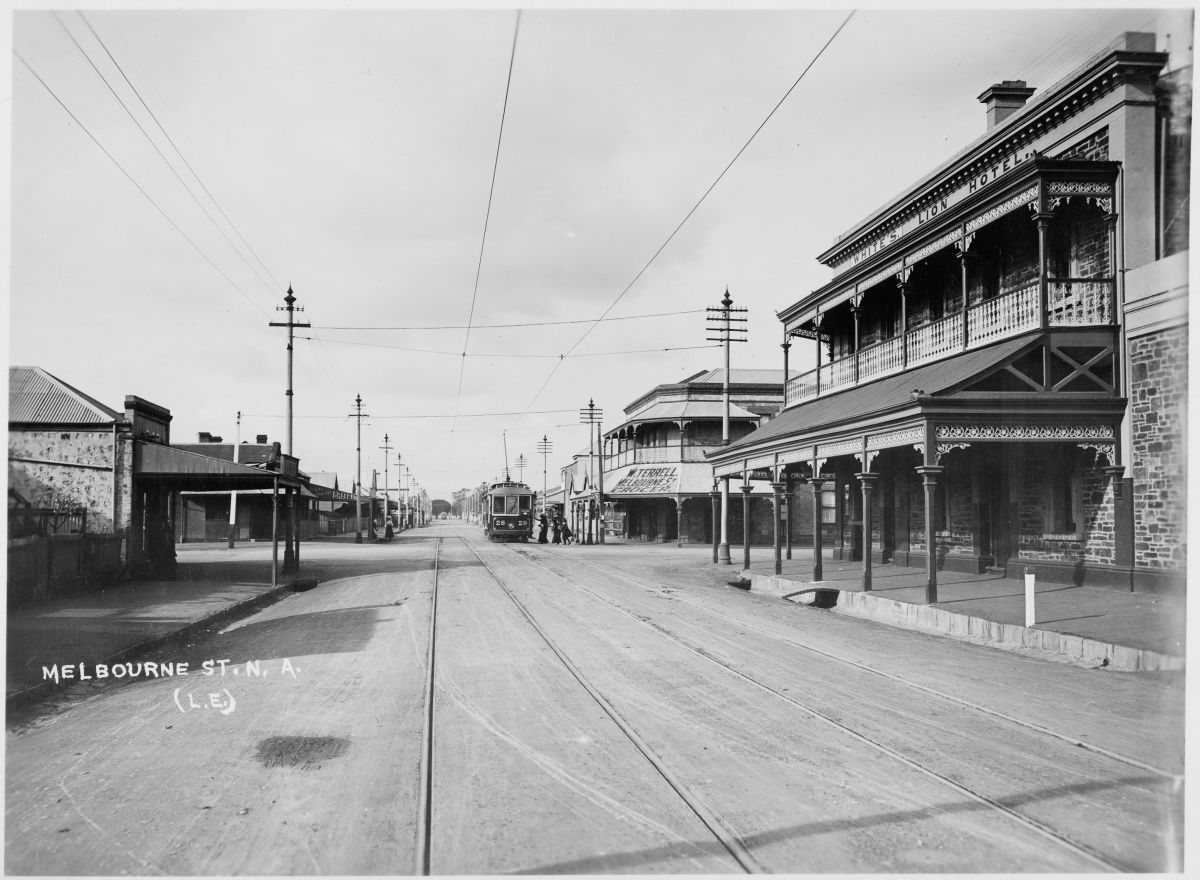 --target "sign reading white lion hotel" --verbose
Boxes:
[839,146,1036,270]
